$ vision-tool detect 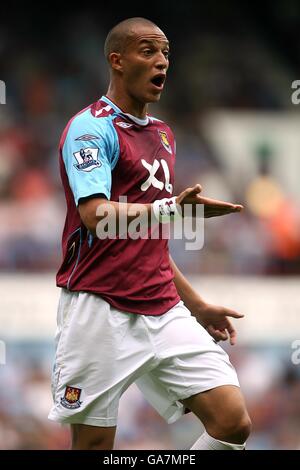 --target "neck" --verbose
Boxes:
[106,83,148,119]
